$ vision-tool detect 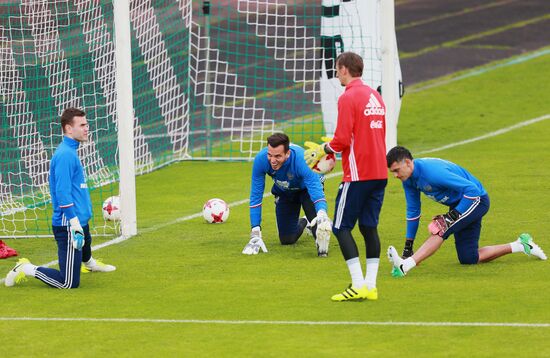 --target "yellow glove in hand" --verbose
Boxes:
[304,137,332,169]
